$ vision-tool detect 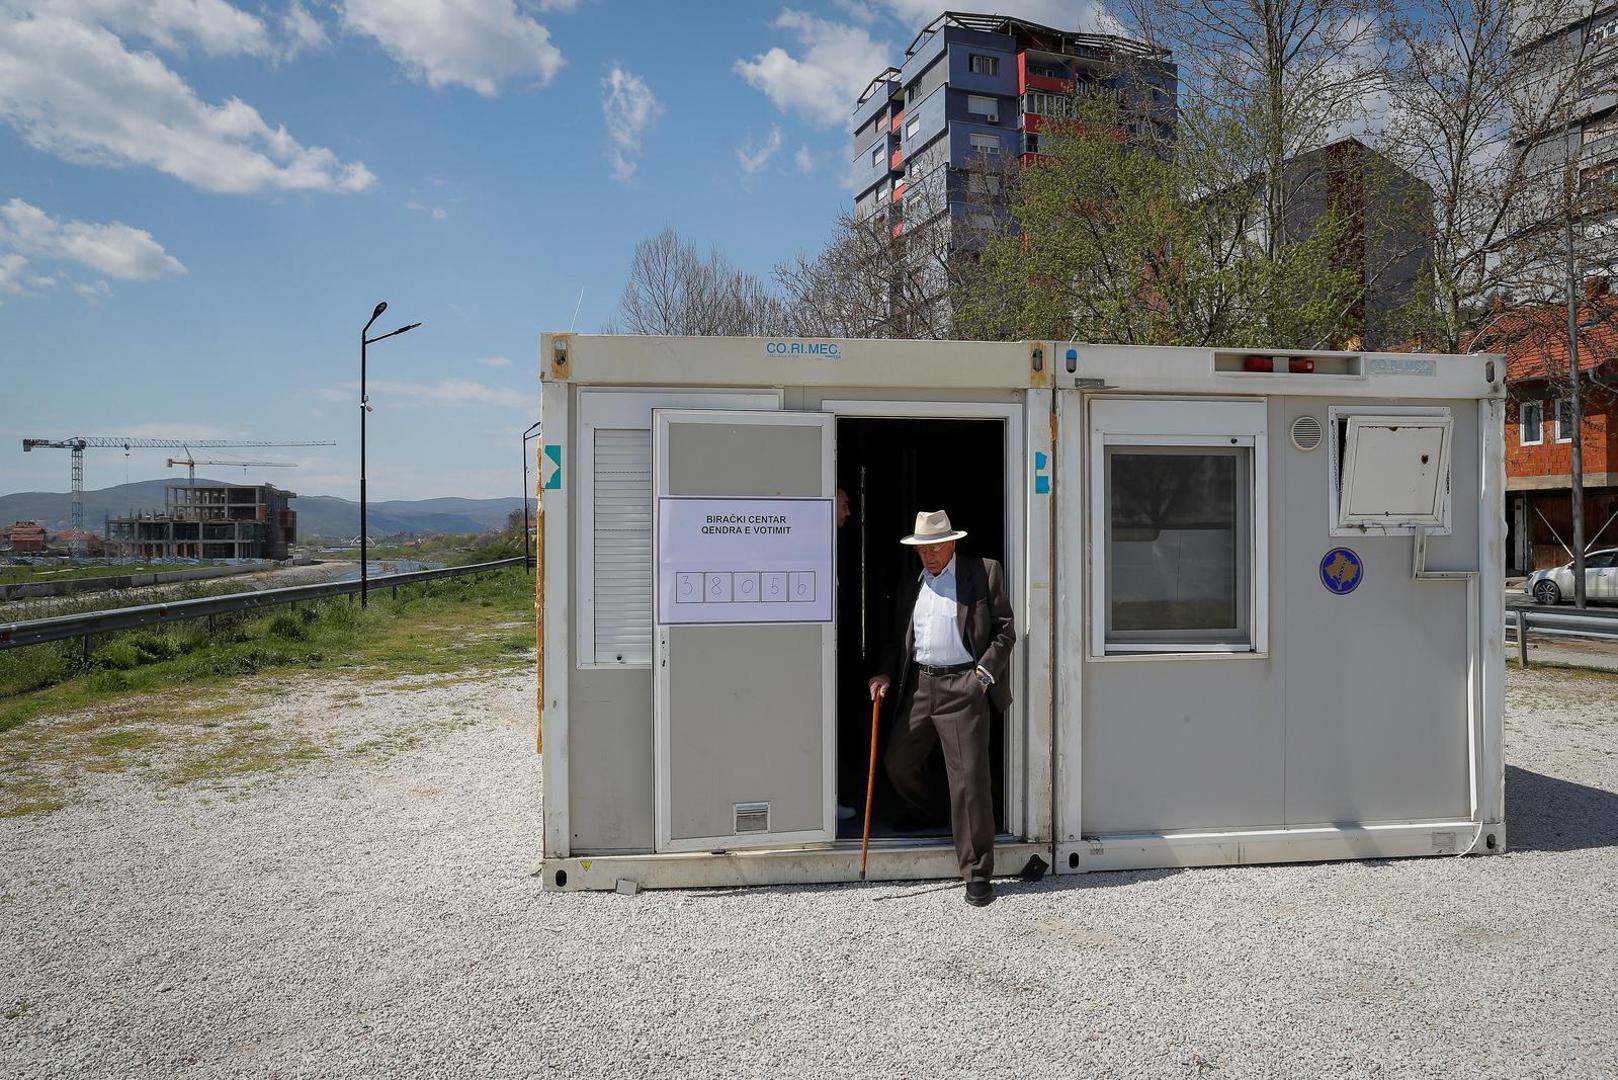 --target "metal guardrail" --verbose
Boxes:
[0,558,524,651]
[1505,604,1618,666]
